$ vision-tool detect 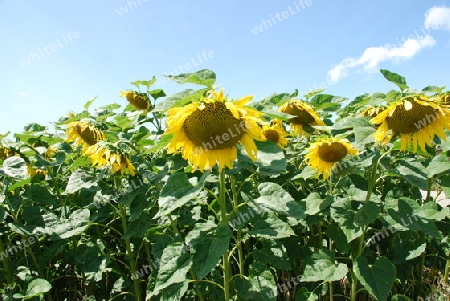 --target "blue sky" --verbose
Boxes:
[1,0,450,134]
